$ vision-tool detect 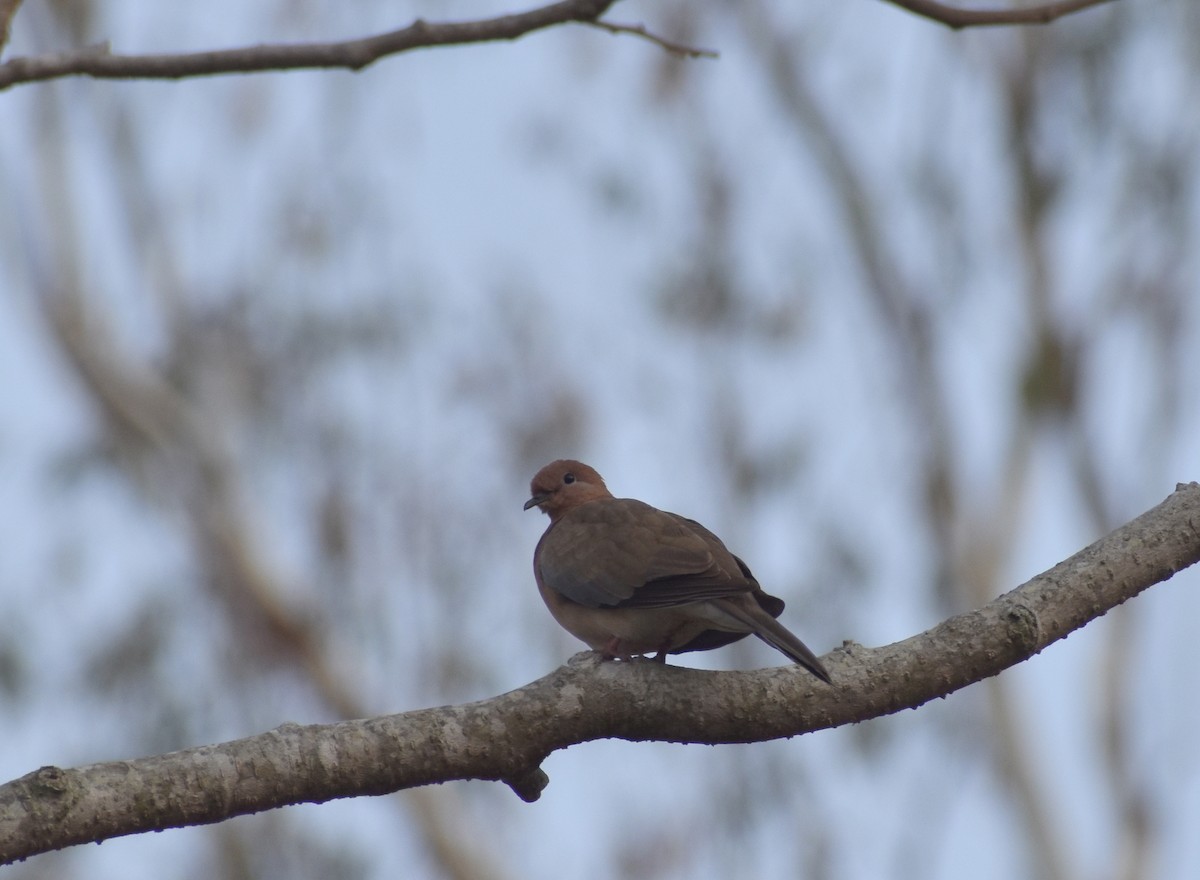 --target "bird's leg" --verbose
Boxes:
[652,636,676,663]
